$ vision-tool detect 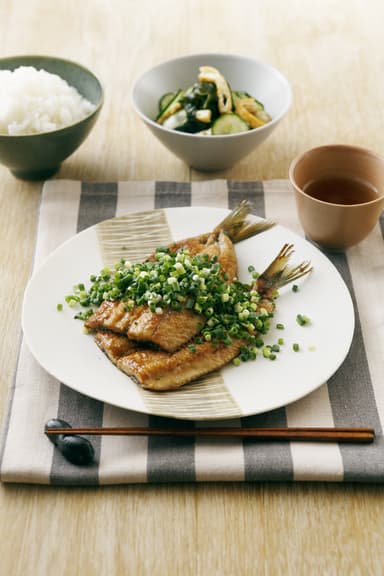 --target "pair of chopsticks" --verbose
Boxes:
[45,426,375,443]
